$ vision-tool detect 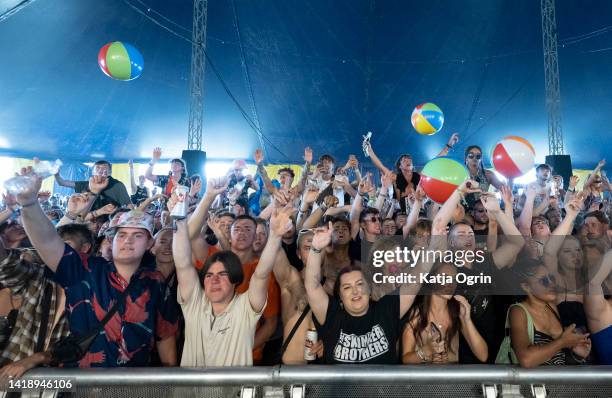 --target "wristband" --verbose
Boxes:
[310,247,322,254]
